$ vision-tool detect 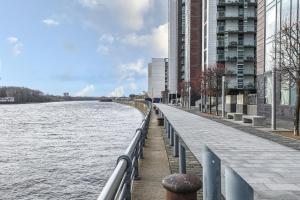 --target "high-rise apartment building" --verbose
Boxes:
[148,58,169,101]
[257,0,299,119]
[168,0,202,106]
[203,0,257,92]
